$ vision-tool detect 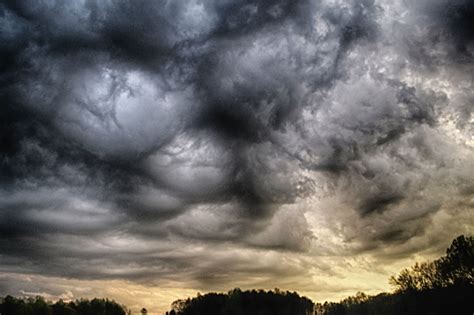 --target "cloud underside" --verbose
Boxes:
[0,0,473,306]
